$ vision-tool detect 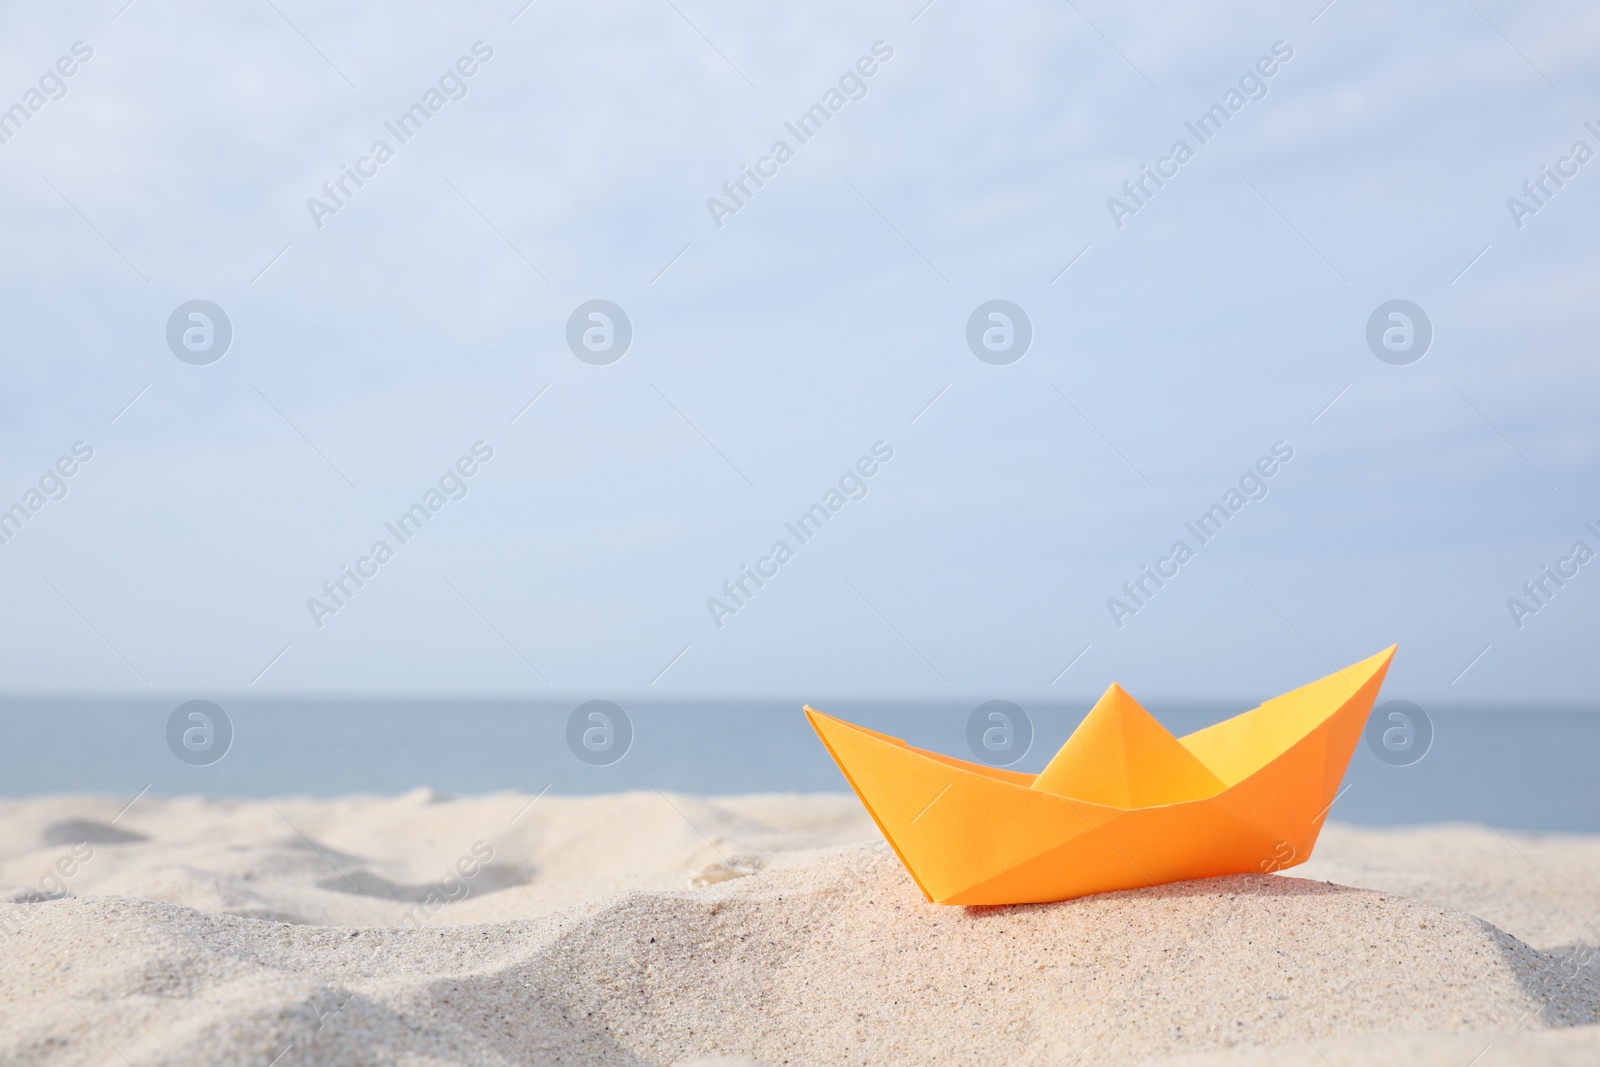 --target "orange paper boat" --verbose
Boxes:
[806,646,1395,905]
